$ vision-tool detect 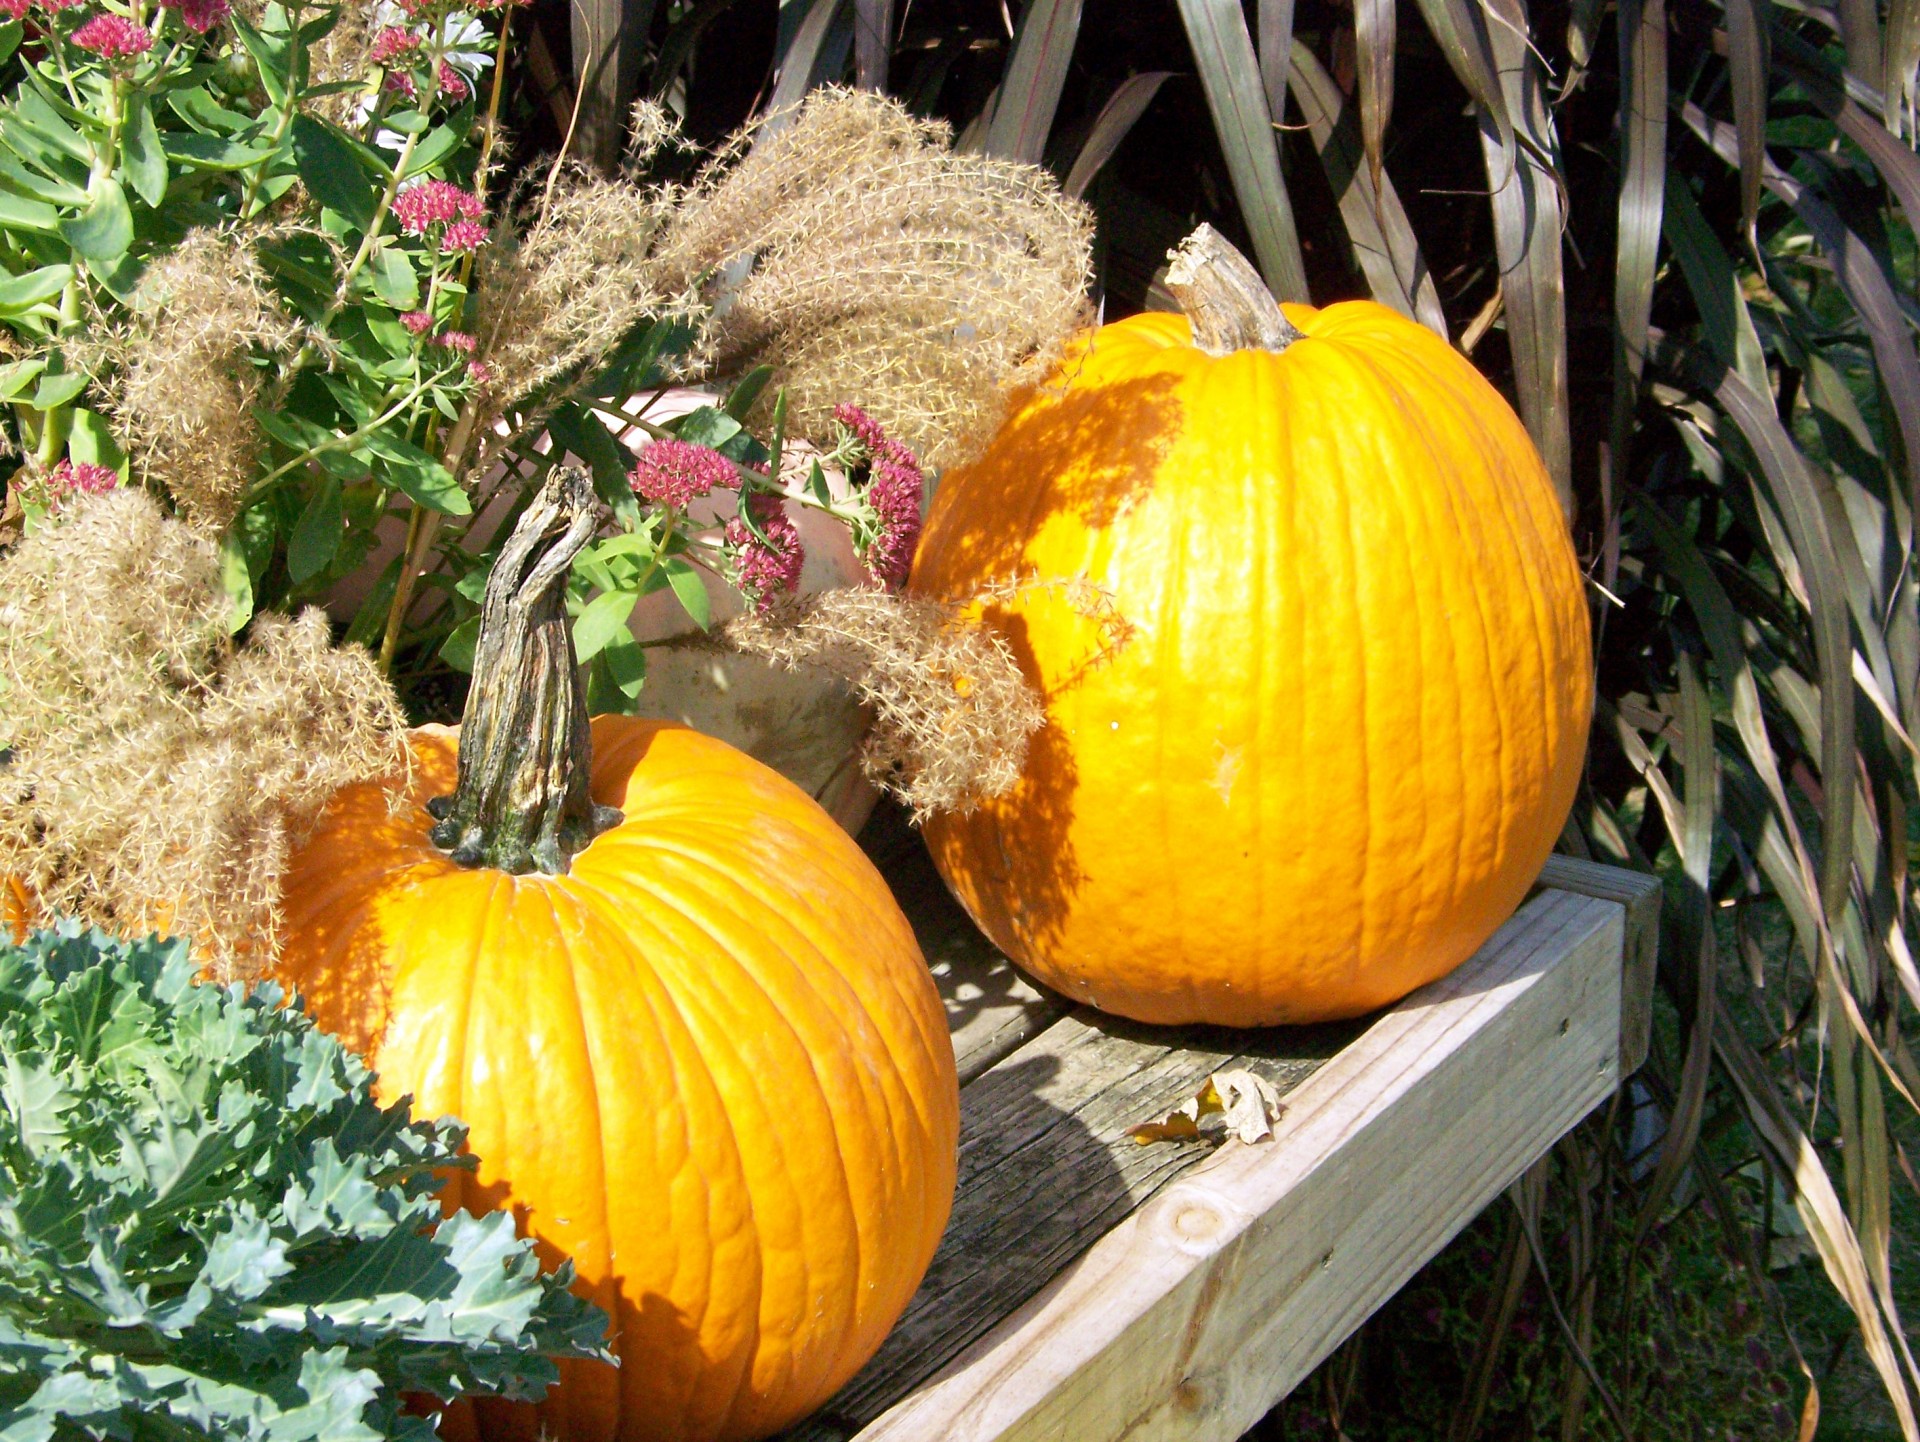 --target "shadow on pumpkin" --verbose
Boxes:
[915,607,1099,980]
[917,369,1185,584]
[435,1257,724,1442]
[909,374,1185,995]
[783,1051,1134,1437]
